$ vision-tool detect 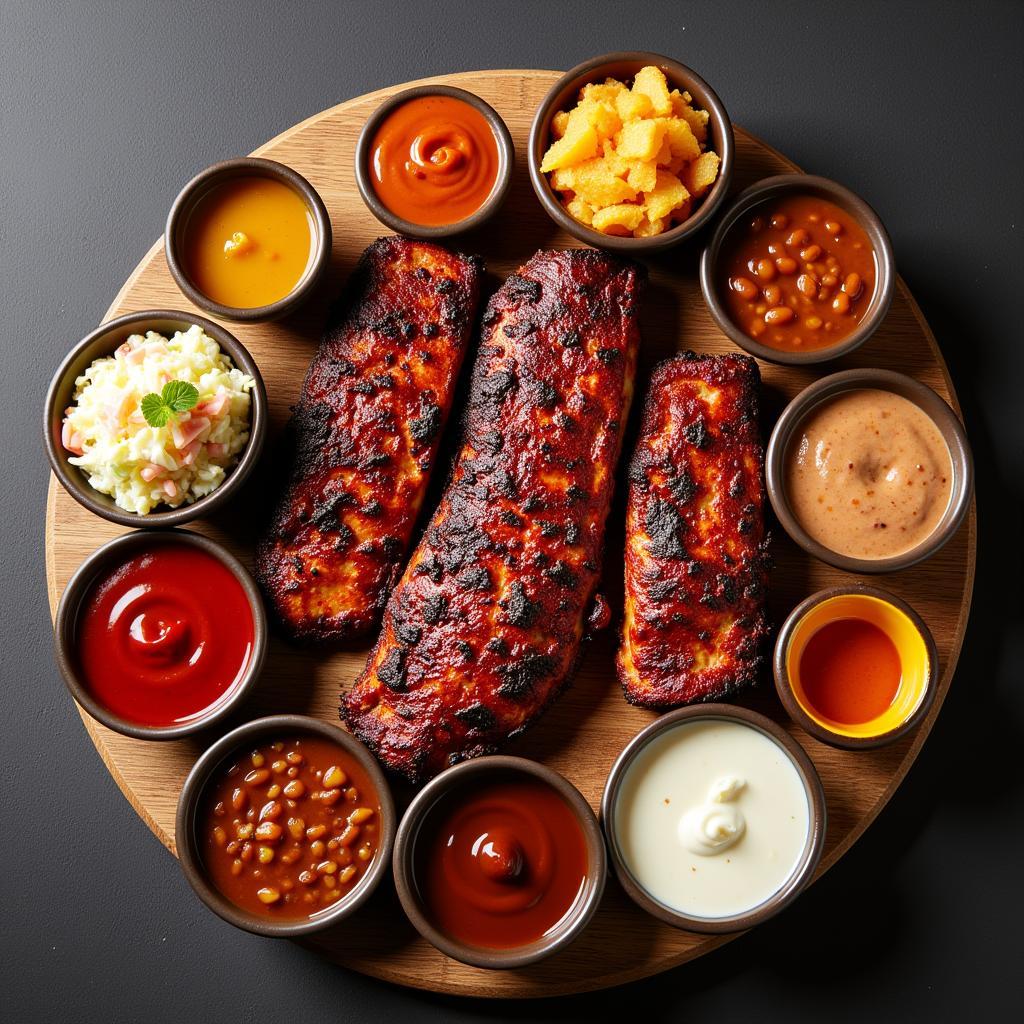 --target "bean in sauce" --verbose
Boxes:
[721,195,876,352]
[200,735,381,919]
